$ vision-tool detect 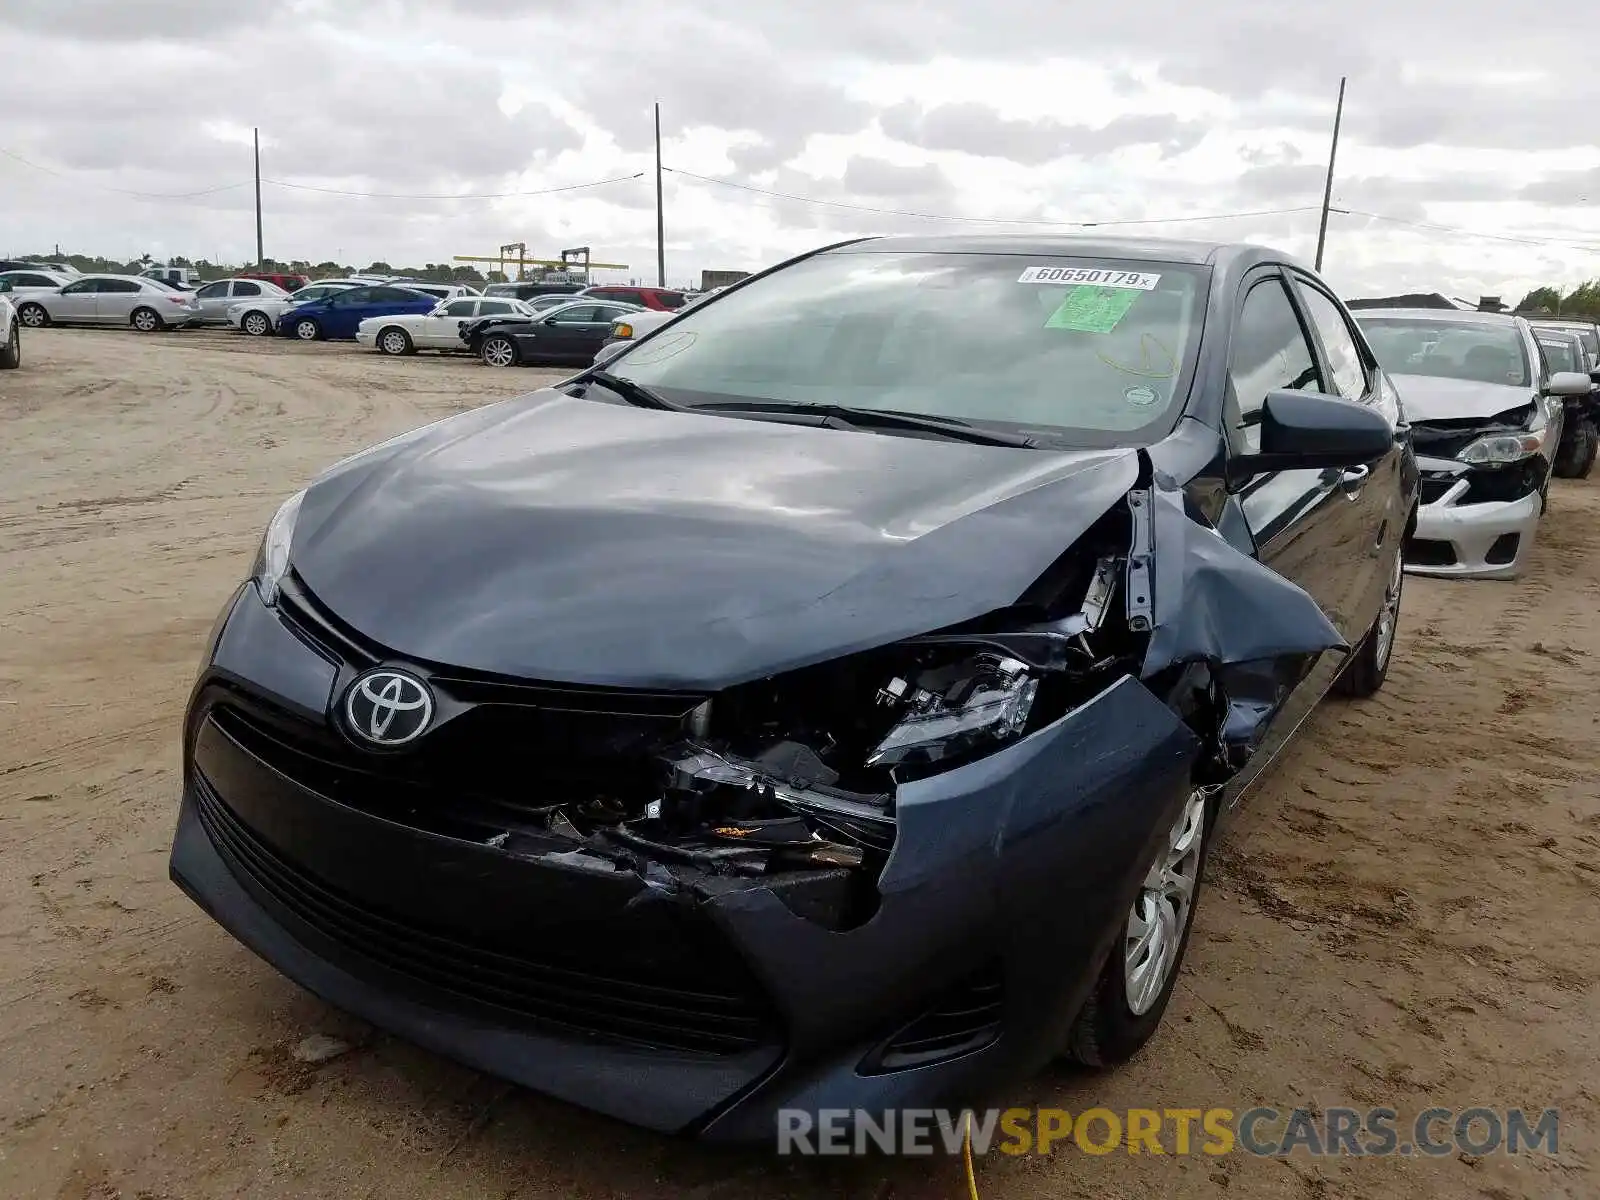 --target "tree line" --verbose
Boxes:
[1514,282,1600,318]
